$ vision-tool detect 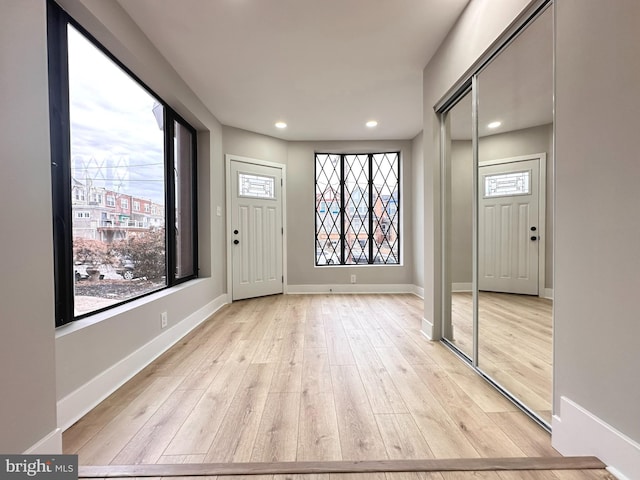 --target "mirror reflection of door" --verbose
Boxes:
[477,5,554,425]
[479,157,541,295]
